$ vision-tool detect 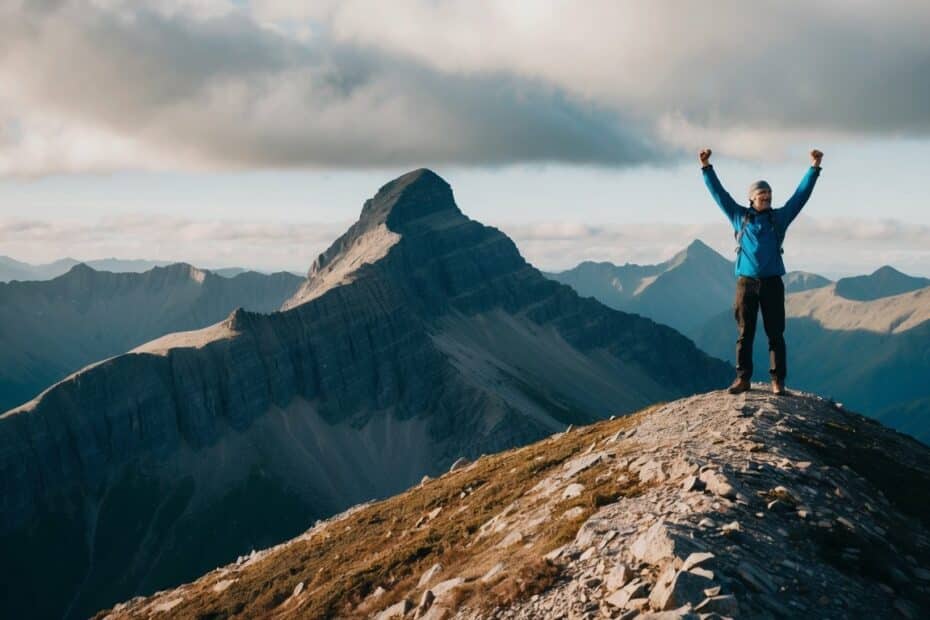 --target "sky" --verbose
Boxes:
[1,0,929,278]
